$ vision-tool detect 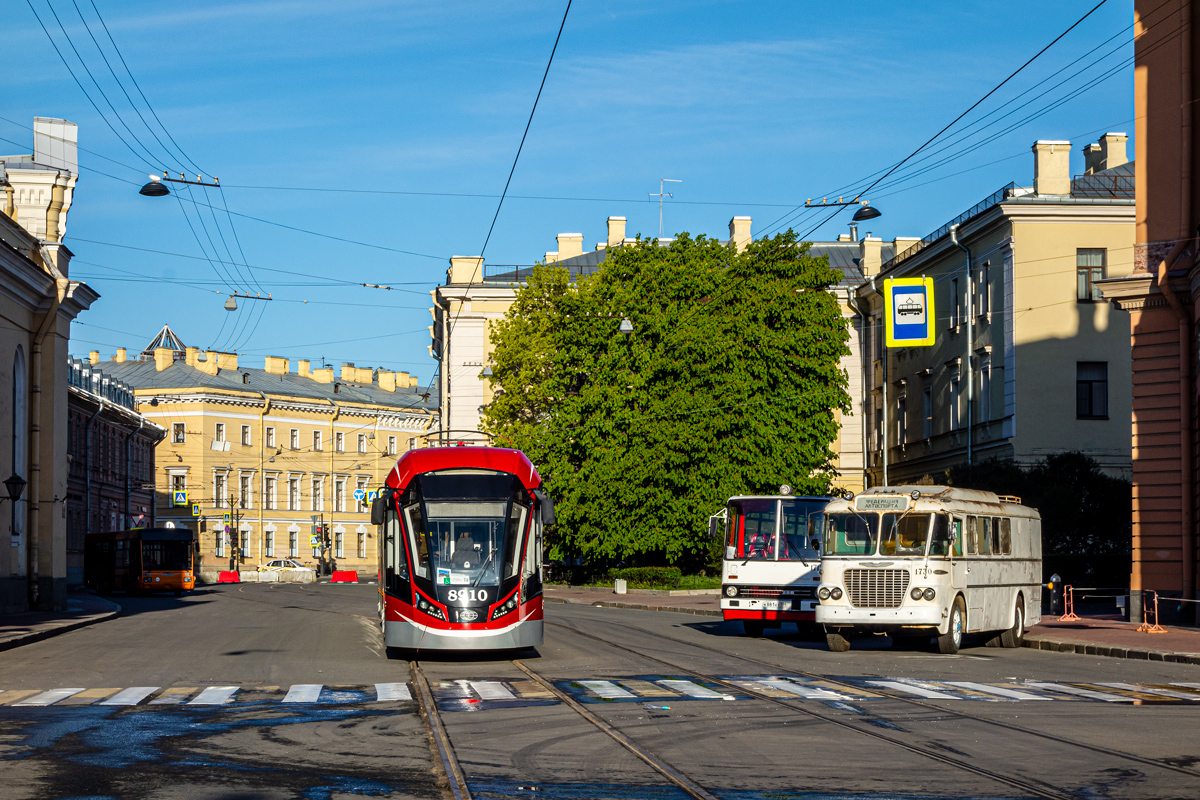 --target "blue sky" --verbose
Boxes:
[2,0,1135,383]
